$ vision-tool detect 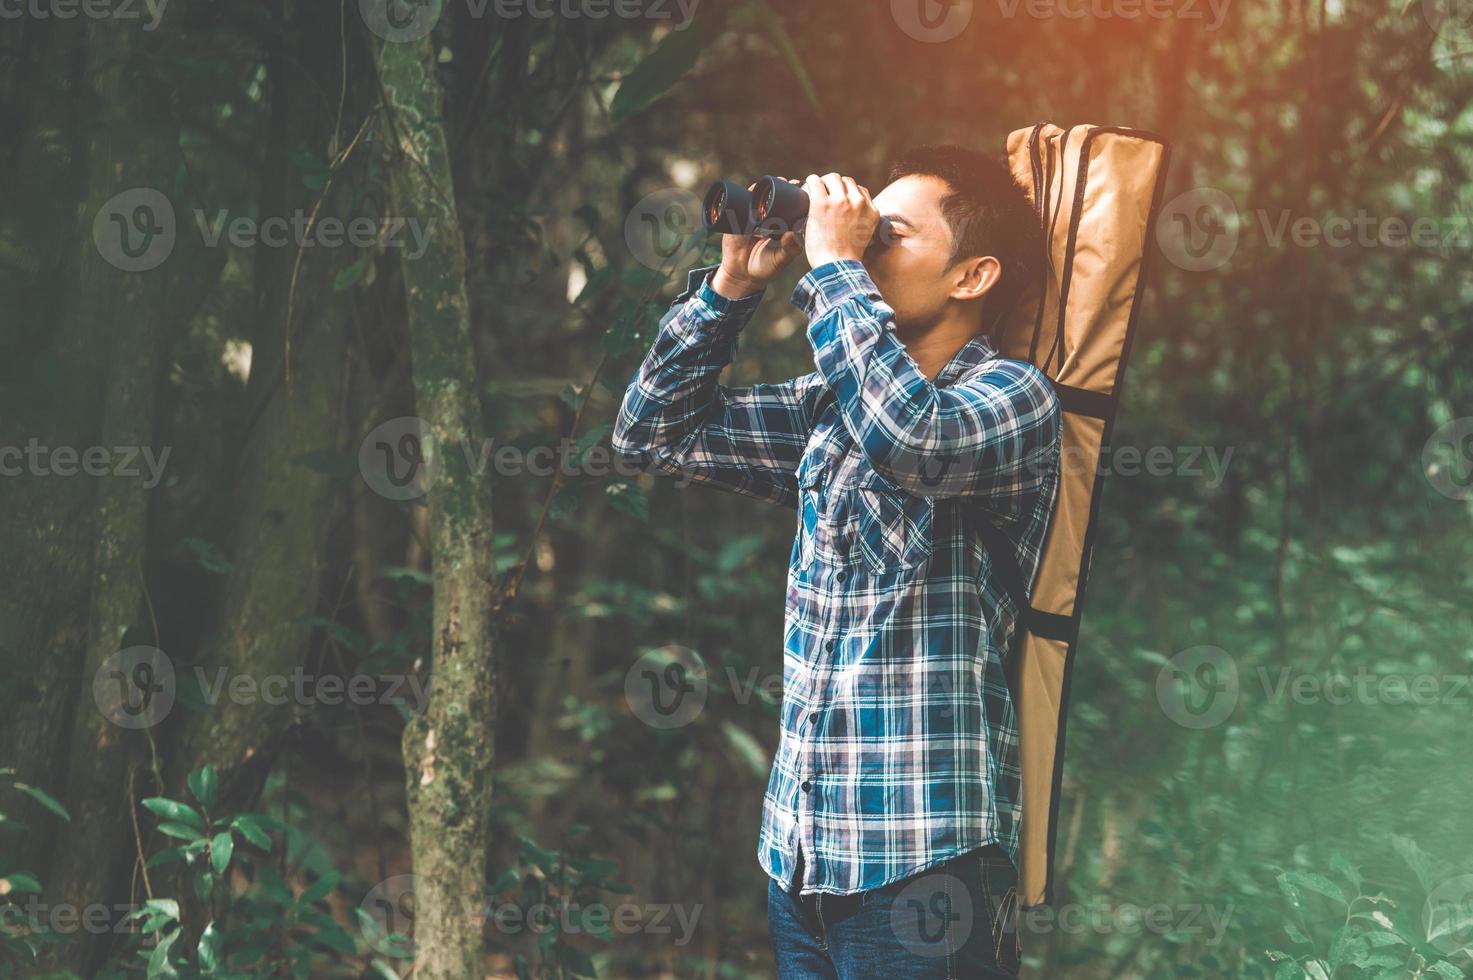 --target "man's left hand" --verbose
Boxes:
[803,173,880,269]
